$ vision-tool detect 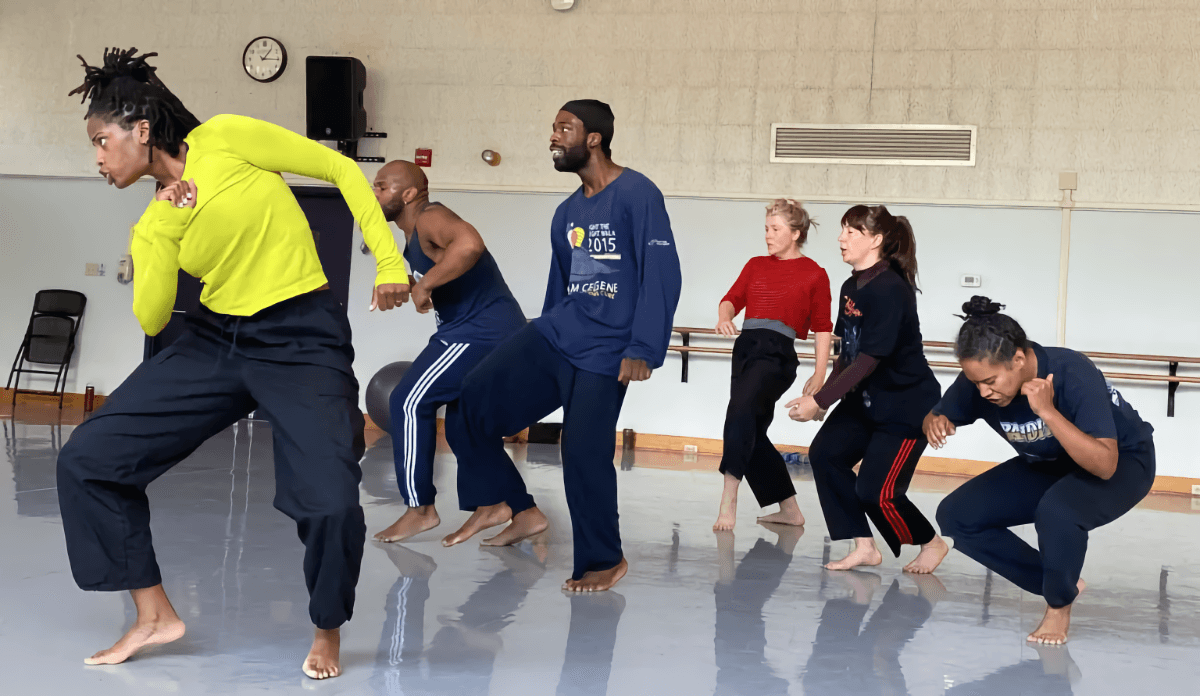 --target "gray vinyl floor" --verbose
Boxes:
[3,416,1199,695]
